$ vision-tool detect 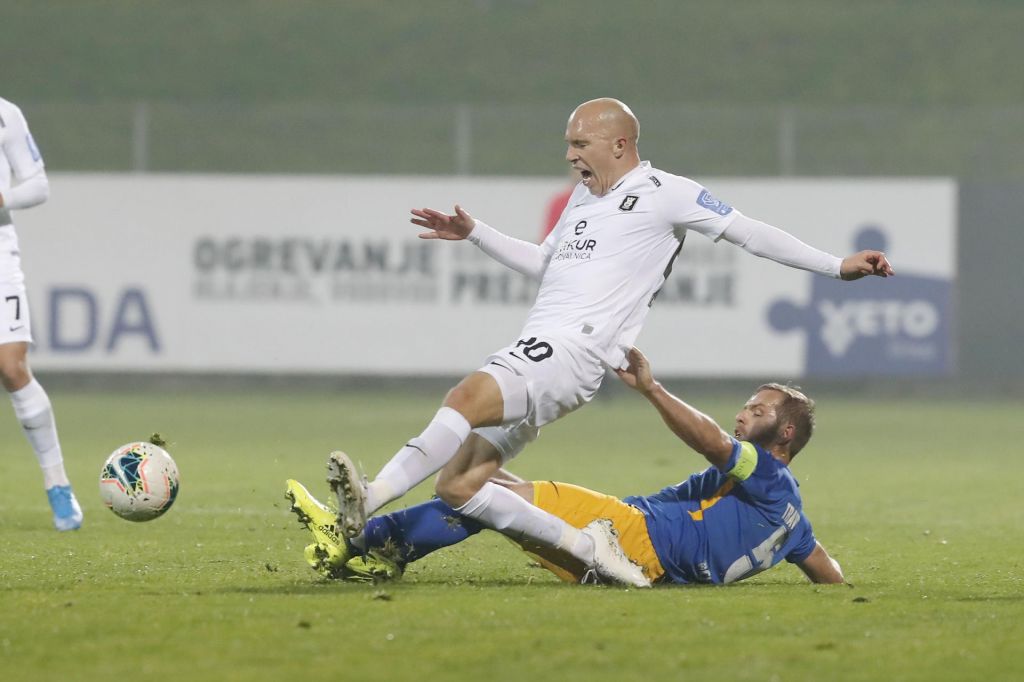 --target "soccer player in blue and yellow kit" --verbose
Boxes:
[286,347,843,585]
